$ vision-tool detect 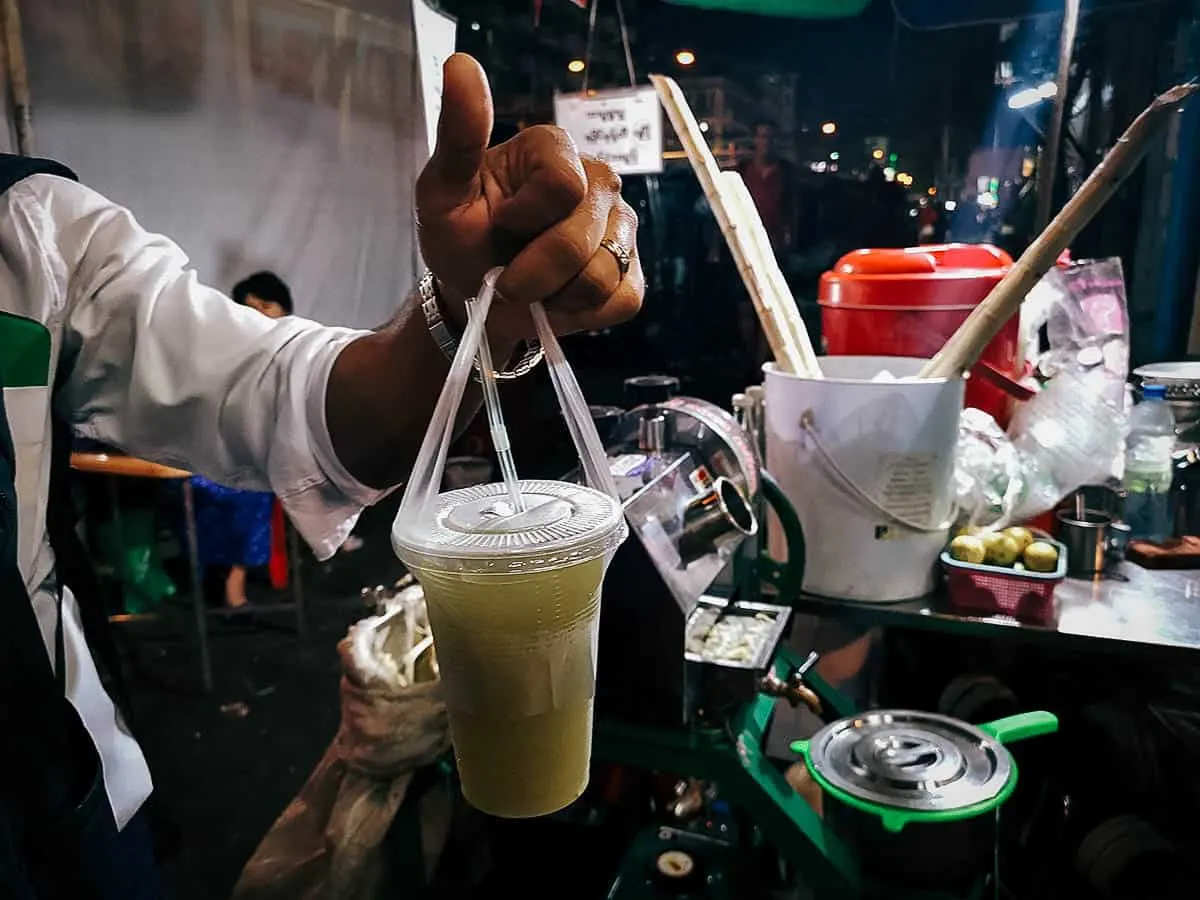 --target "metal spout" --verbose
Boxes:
[759,651,822,713]
[677,476,758,565]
